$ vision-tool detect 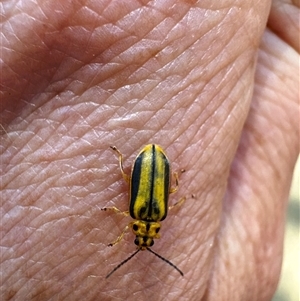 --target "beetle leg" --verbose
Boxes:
[170,168,185,193]
[108,221,134,247]
[101,206,129,216]
[170,169,185,194]
[169,171,179,194]
[110,146,130,182]
[168,196,186,210]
